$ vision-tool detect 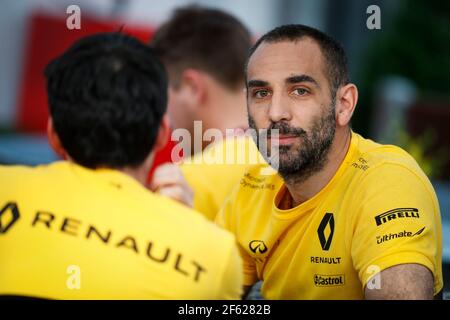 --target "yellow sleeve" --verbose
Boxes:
[216,190,259,287]
[350,163,443,294]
